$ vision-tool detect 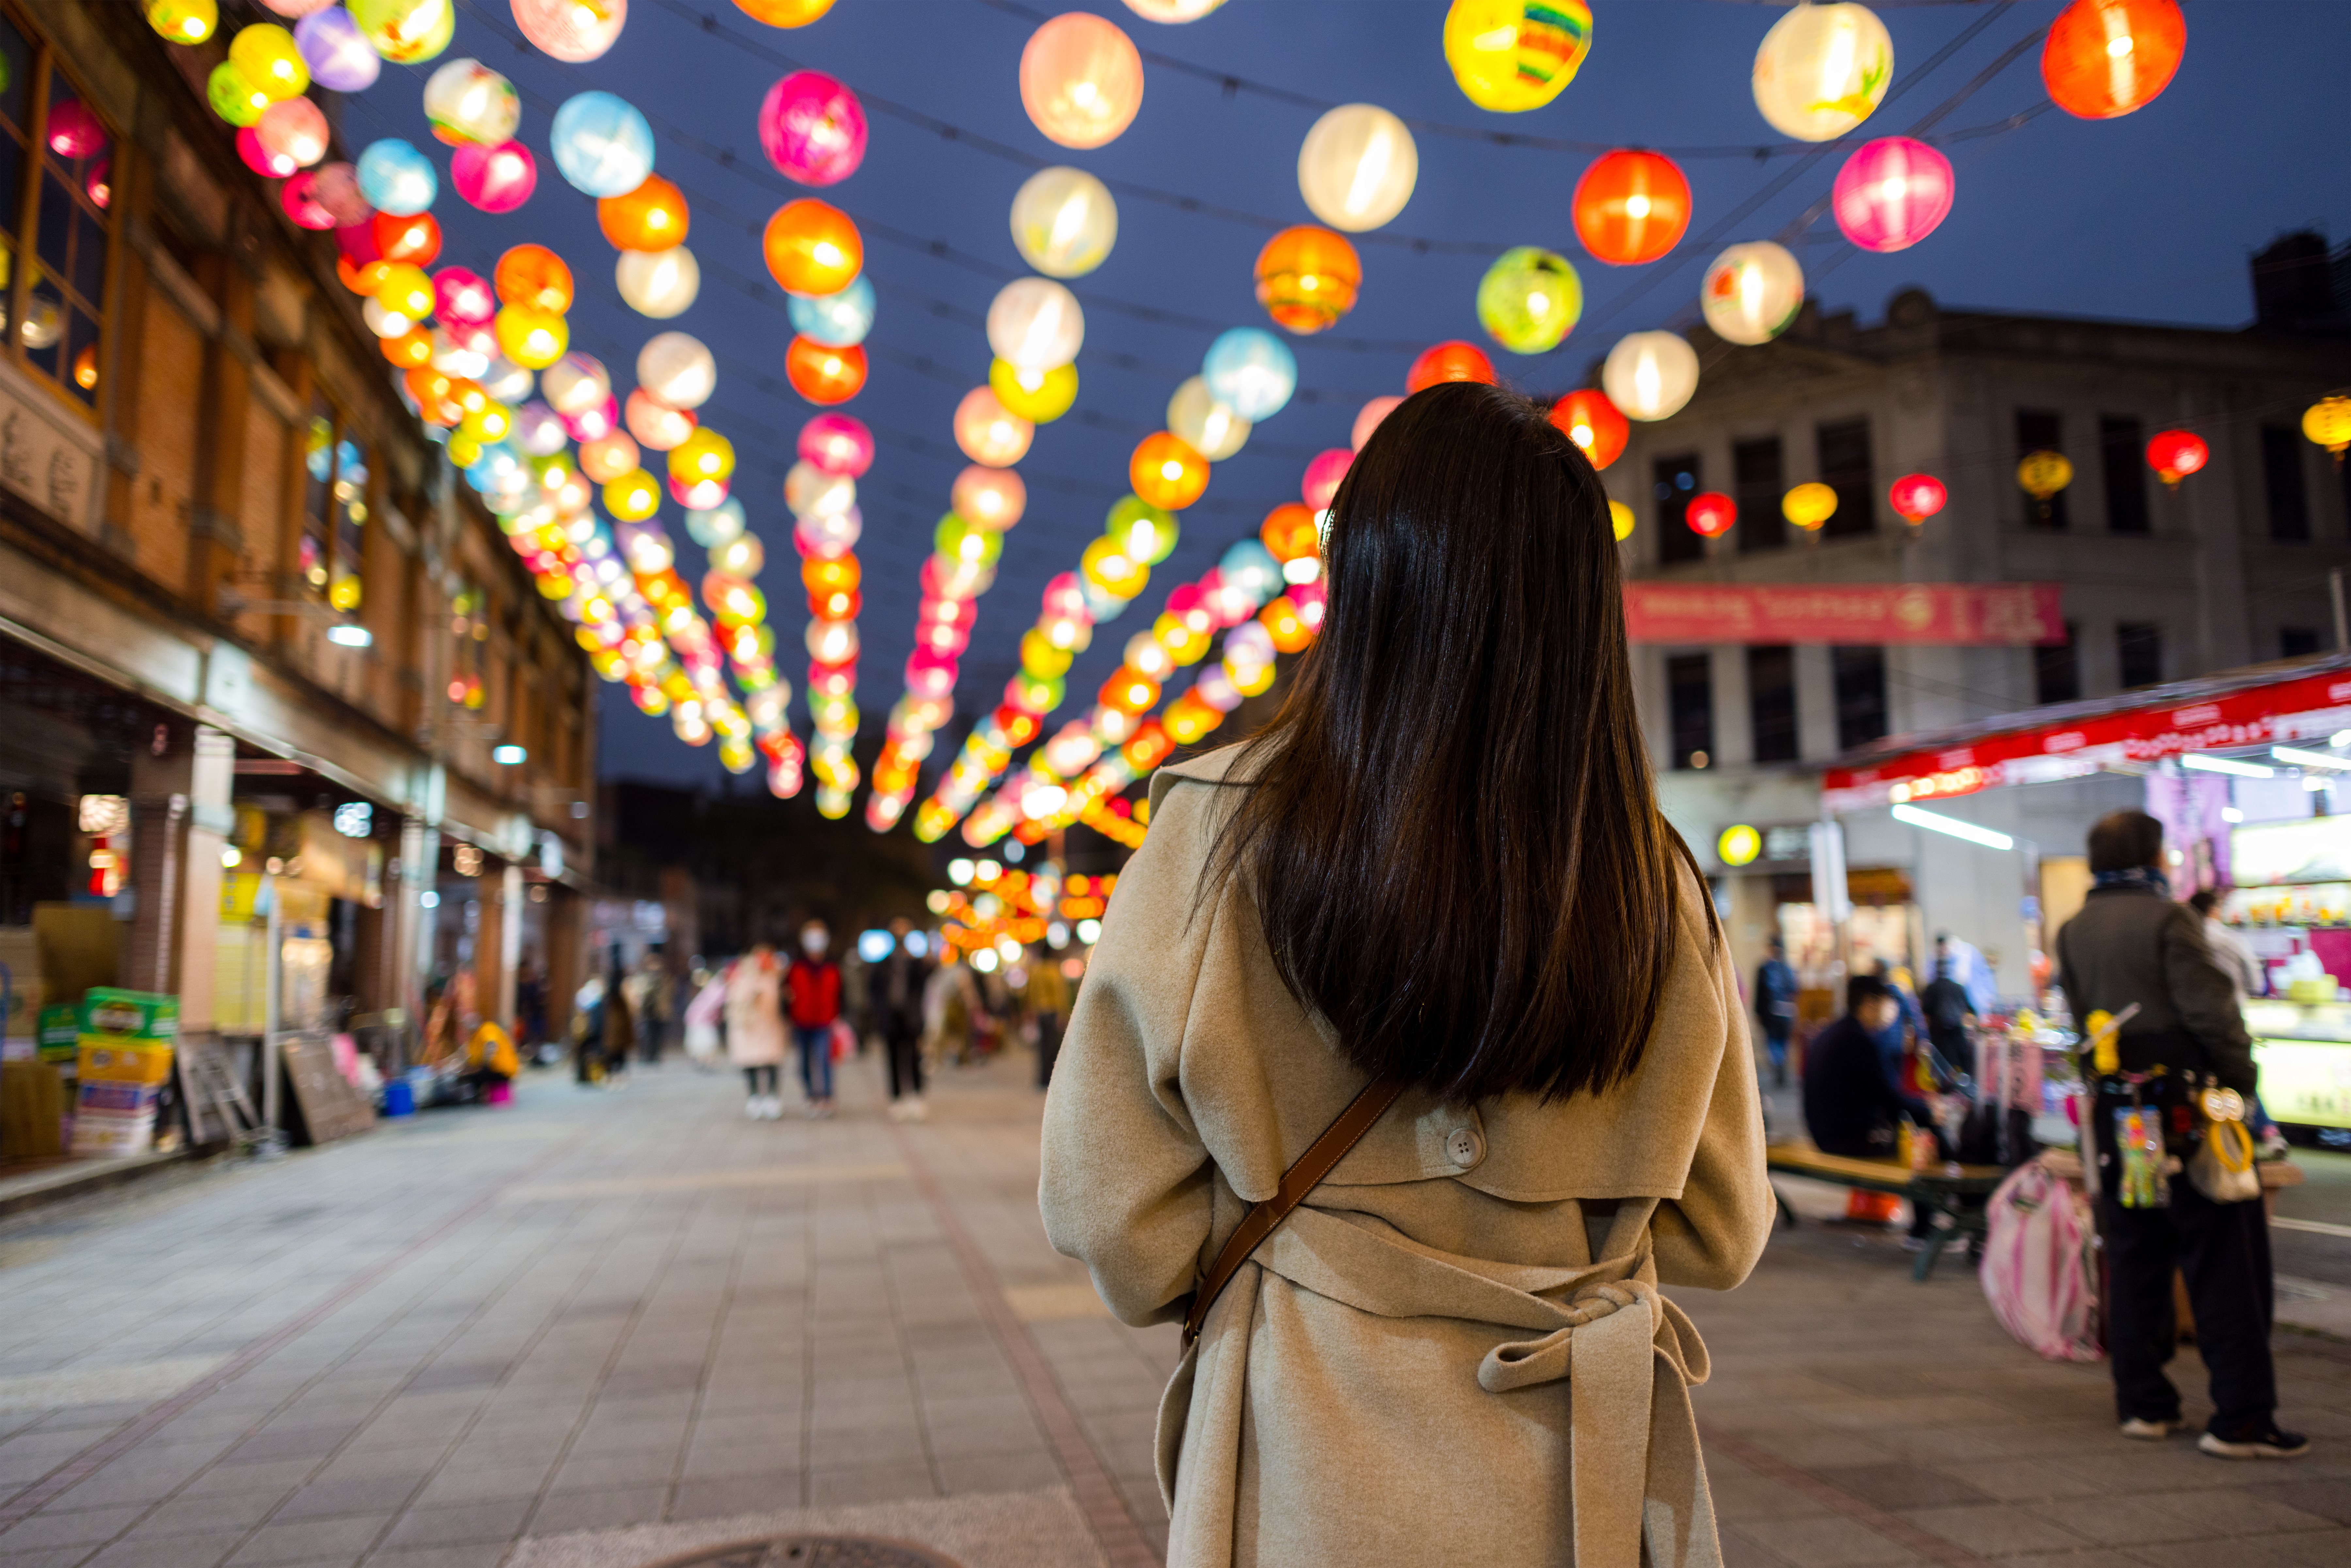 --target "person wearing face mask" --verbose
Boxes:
[788,920,843,1119]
